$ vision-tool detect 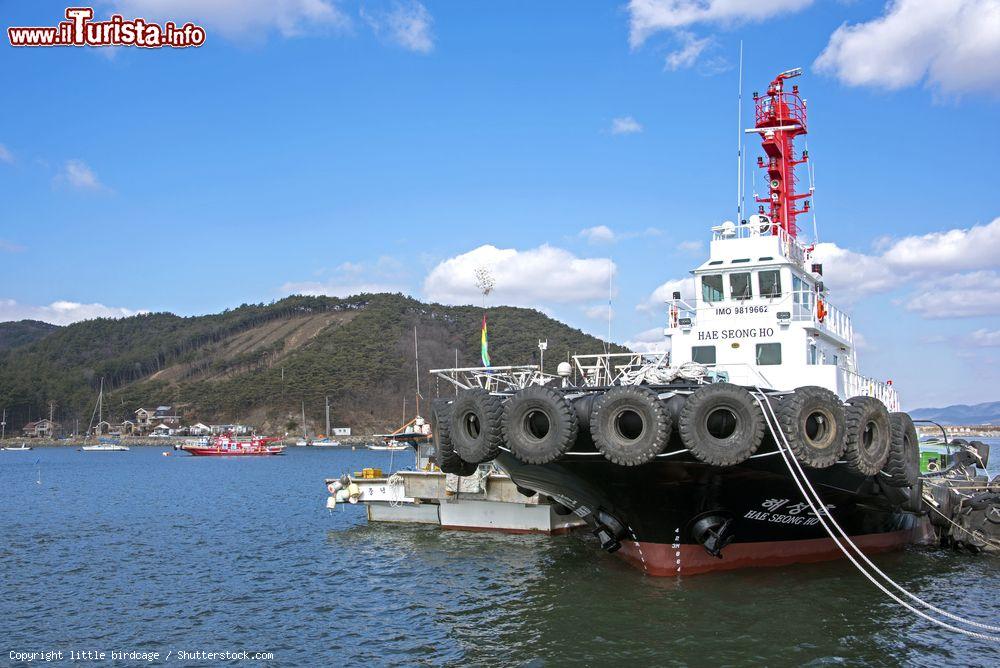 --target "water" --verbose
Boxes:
[2,441,998,666]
